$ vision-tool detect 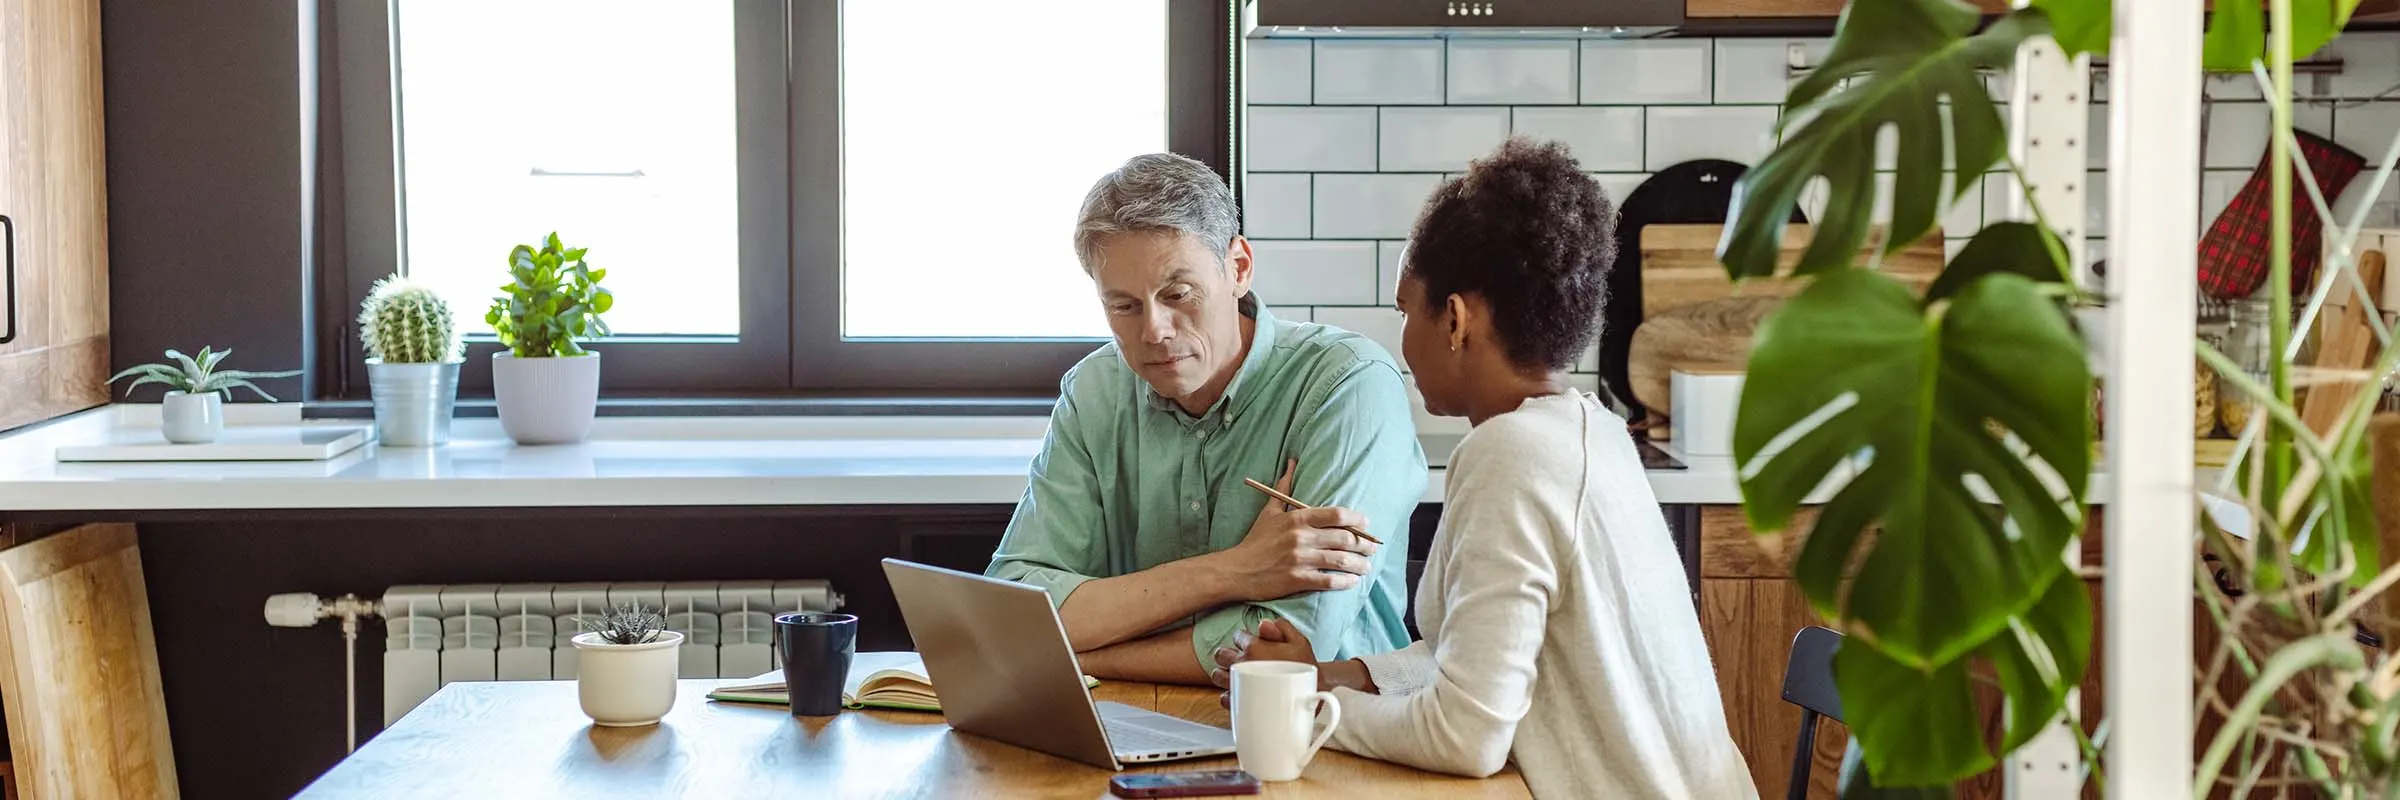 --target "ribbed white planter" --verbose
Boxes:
[570,630,682,727]
[491,352,600,445]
